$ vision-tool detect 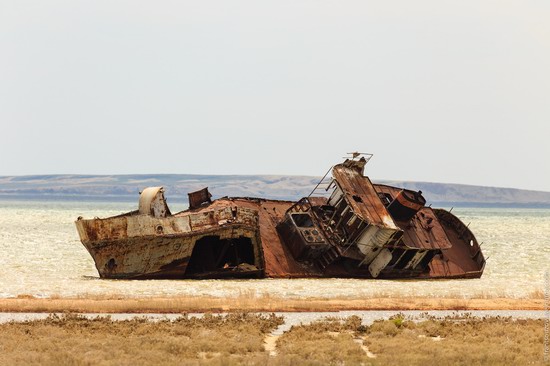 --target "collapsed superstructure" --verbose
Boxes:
[75,154,485,279]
